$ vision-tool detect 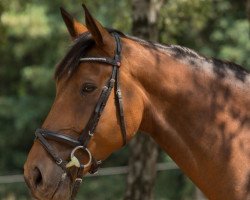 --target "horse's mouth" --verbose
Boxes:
[51,174,66,200]
[25,172,72,200]
[49,172,73,200]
